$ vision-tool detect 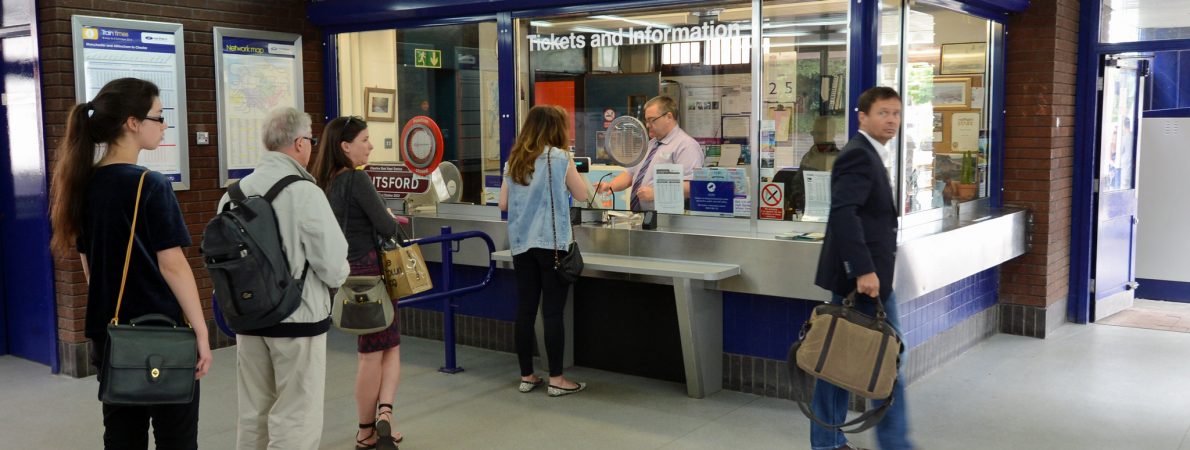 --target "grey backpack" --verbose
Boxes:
[202,175,309,332]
